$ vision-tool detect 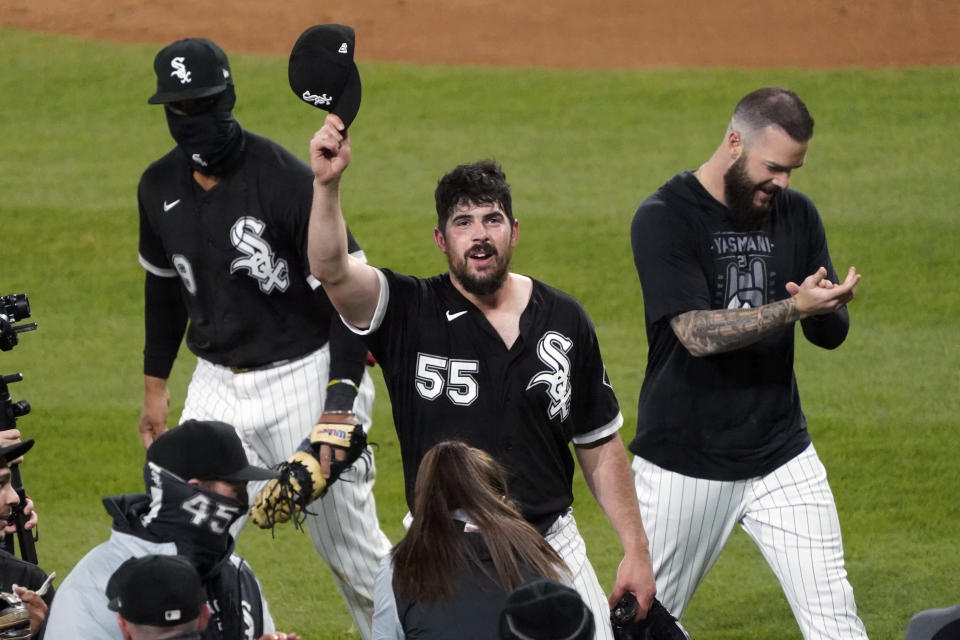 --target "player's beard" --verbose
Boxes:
[449,240,511,297]
[723,154,779,228]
